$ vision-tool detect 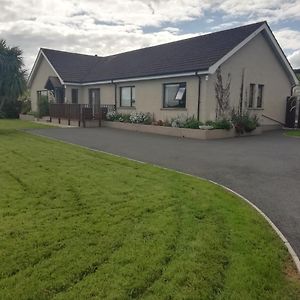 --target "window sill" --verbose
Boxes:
[119,106,136,110]
[248,107,264,110]
[160,108,187,111]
